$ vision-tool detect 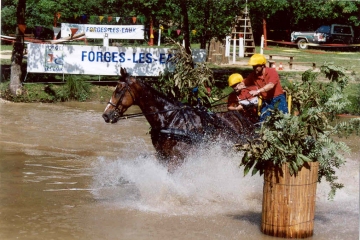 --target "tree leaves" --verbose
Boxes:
[154,38,214,107]
[239,63,356,200]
